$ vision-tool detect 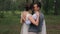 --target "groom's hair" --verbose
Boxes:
[30,2,41,15]
[31,2,41,9]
